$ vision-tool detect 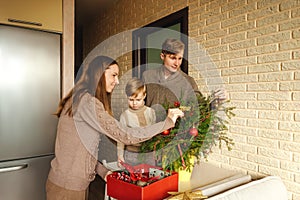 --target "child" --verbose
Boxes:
[118,77,156,166]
